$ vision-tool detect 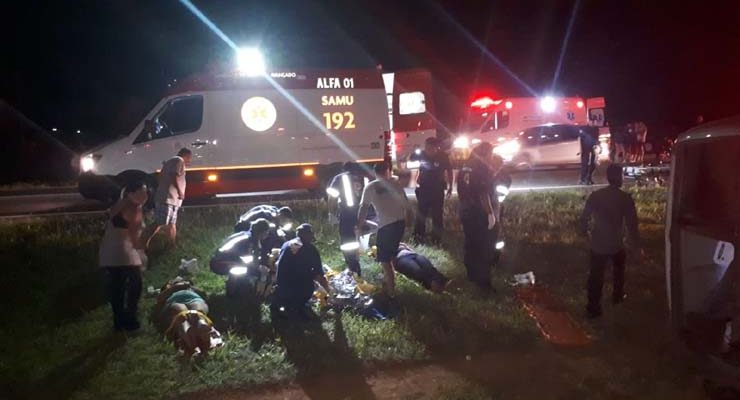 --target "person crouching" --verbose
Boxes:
[271,224,331,320]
